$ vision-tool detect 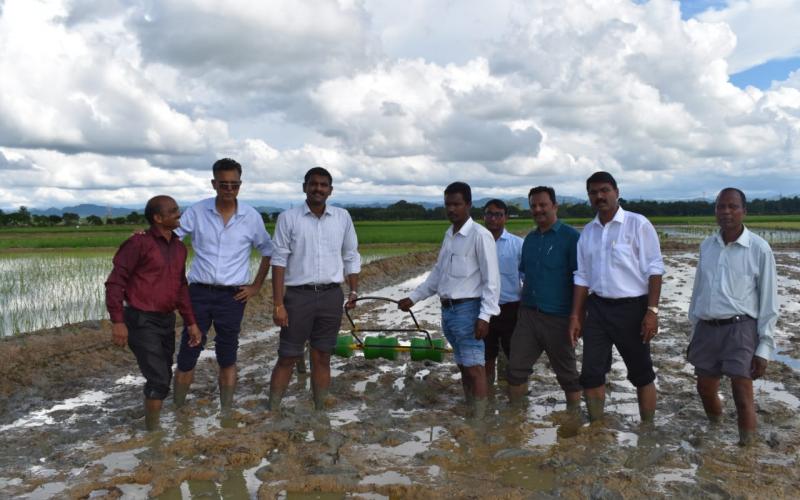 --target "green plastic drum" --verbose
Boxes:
[363,336,399,360]
[334,335,354,358]
[410,338,446,363]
